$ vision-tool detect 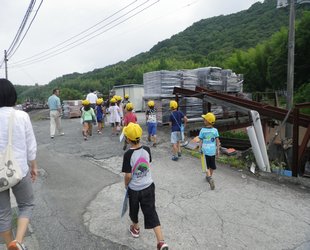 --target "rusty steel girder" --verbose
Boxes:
[195,86,310,128]
[173,86,310,177]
